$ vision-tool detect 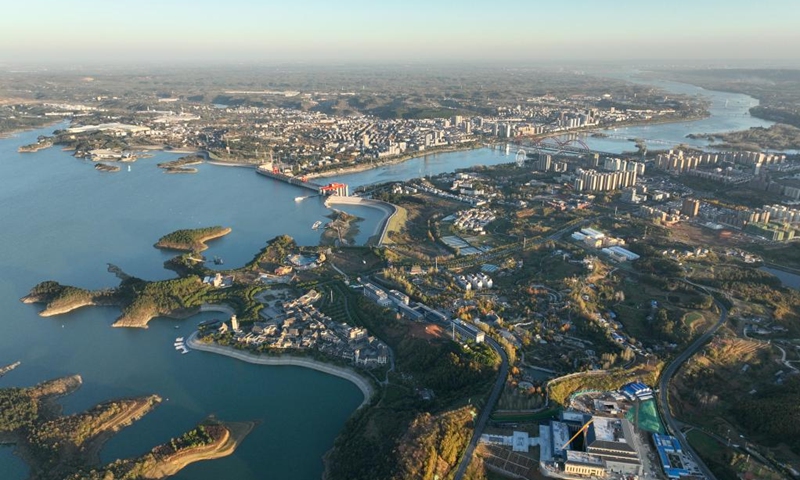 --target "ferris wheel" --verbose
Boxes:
[515,149,527,167]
